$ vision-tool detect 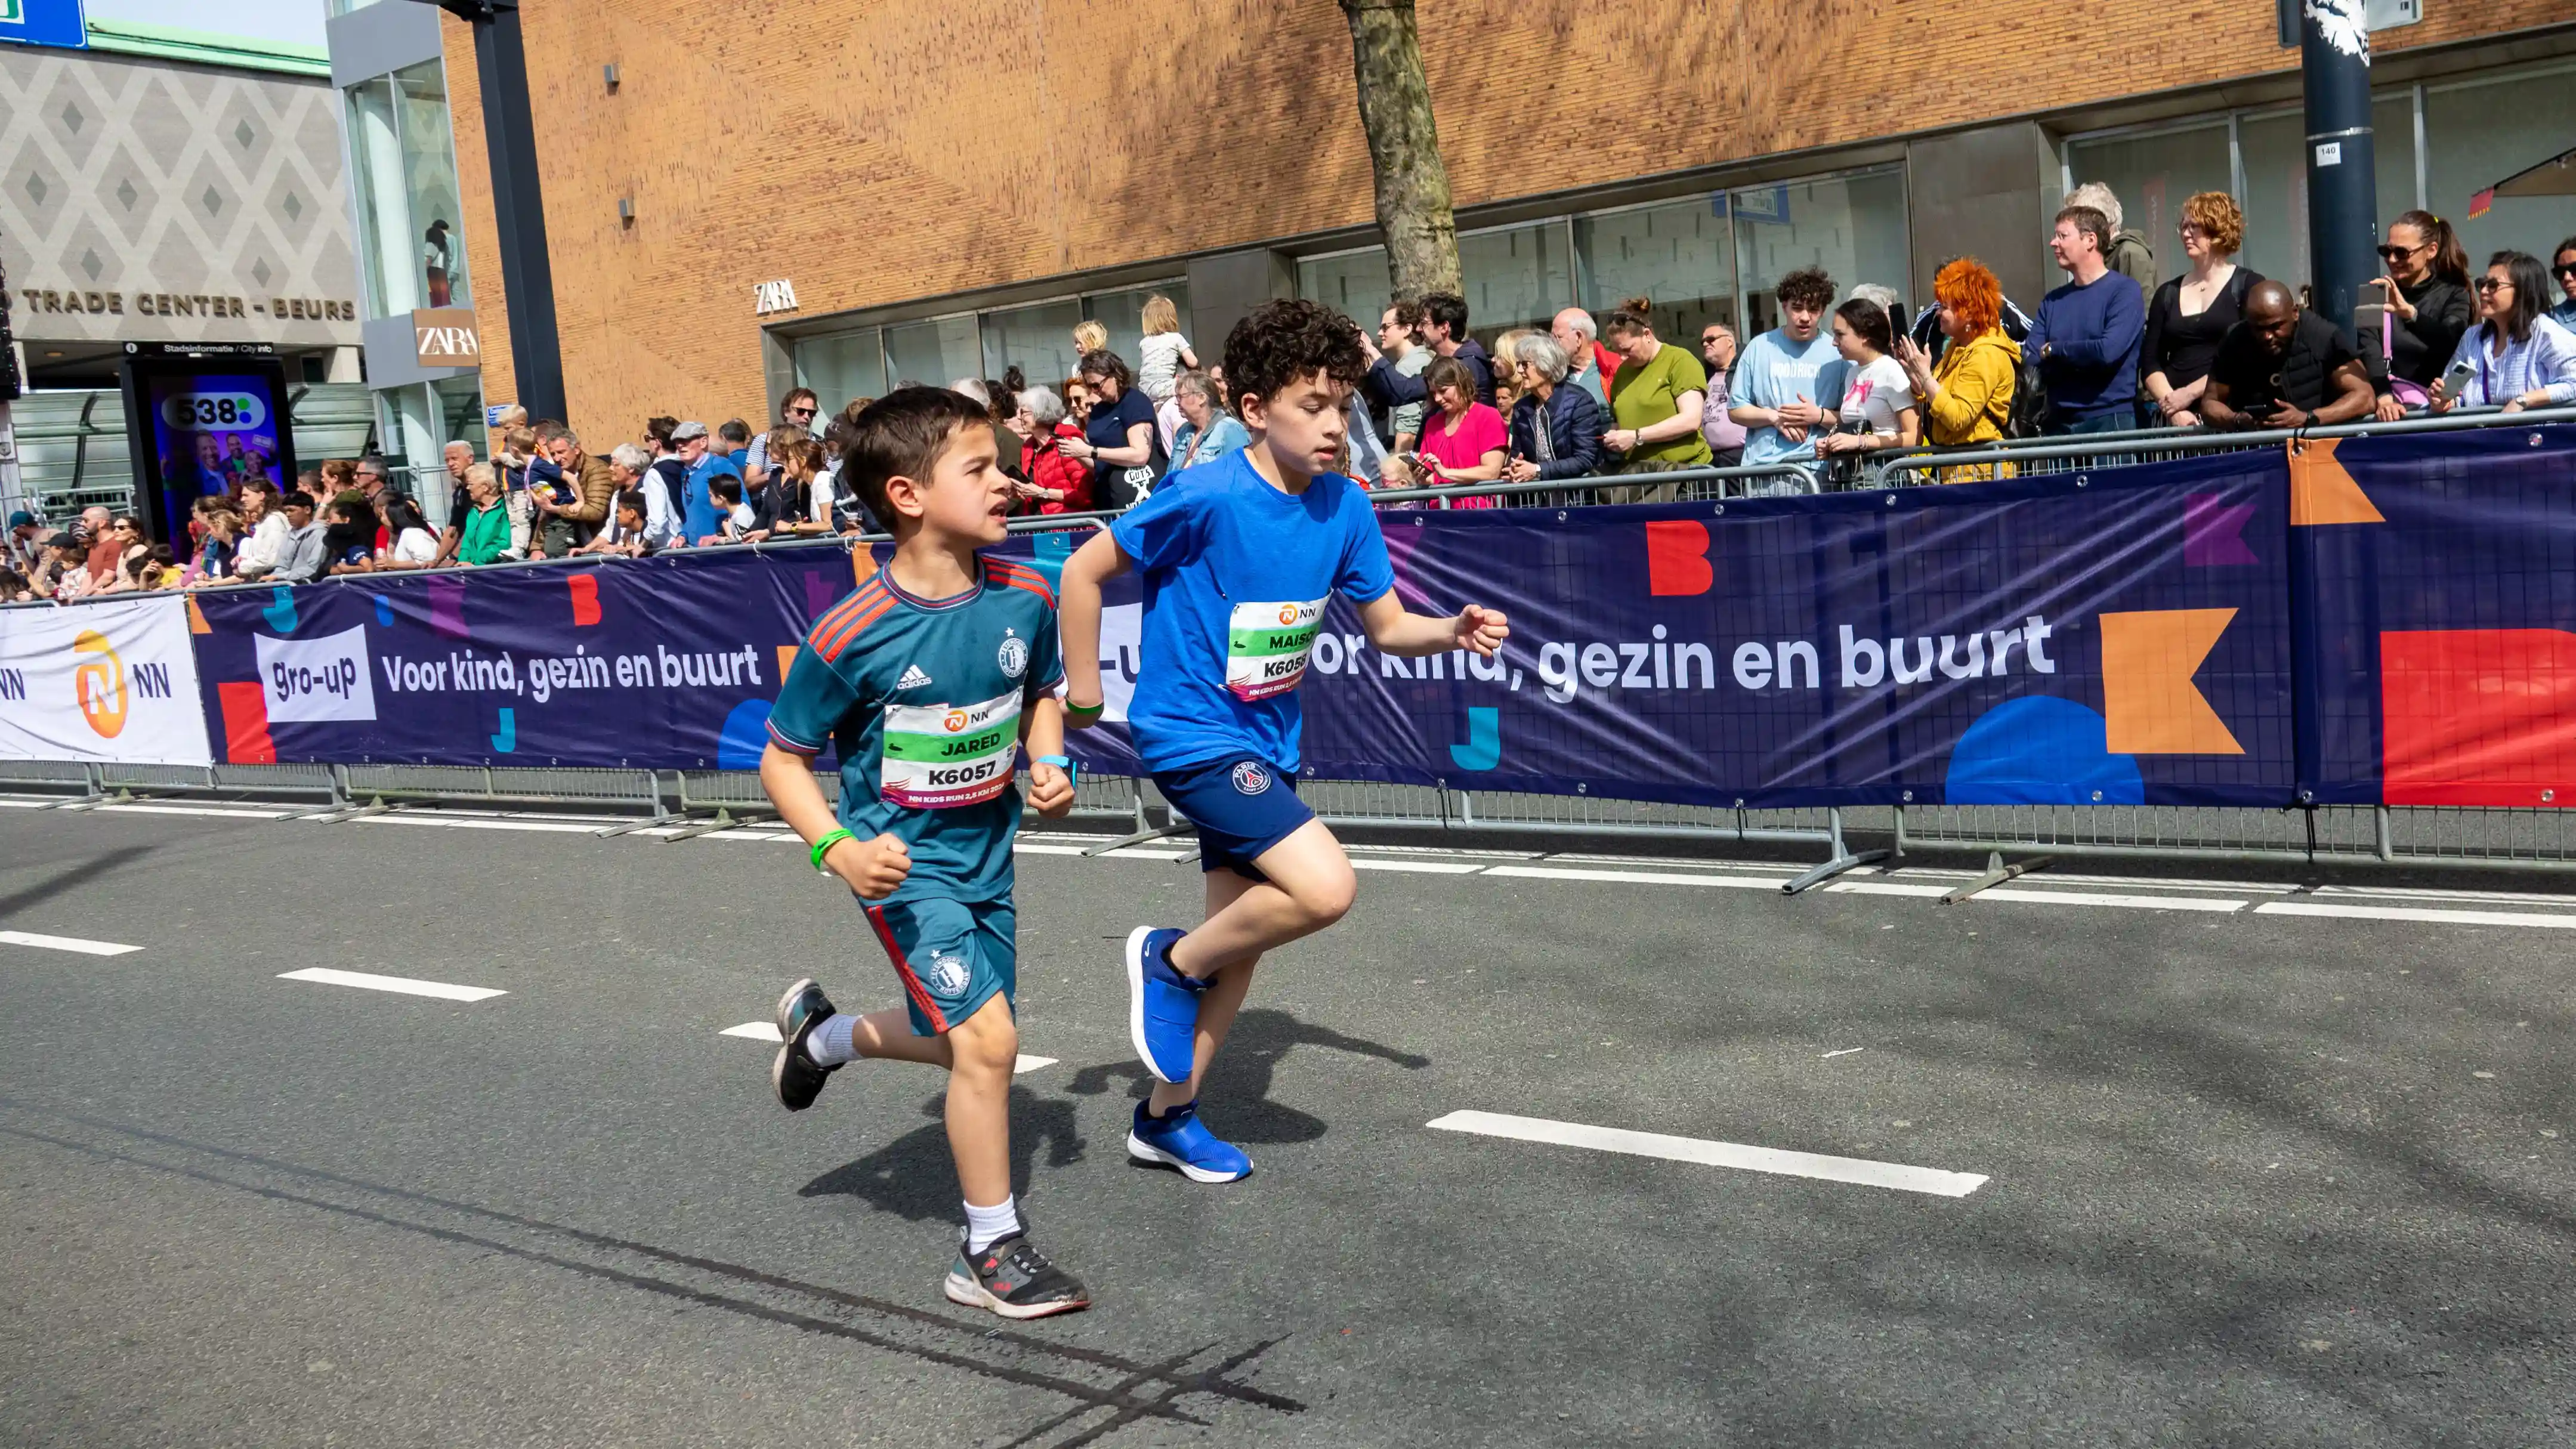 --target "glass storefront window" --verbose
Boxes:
[1455,223,1573,350]
[1732,168,1910,335]
[883,315,981,388]
[1298,249,1395,326]
[2427,64,2576,279]
[983,299,1084,387]
[794,328,886,412]
[1576,196,1740,342]
[344,60,469,319]
[2237,96,2416,289]
[1082,283,1191,373]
